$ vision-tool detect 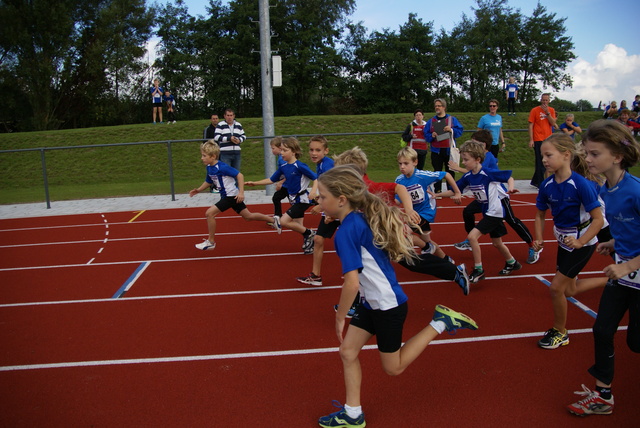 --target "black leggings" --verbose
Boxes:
[588,281,640,385]
[430,150,454,193]
[272,187,289,217]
